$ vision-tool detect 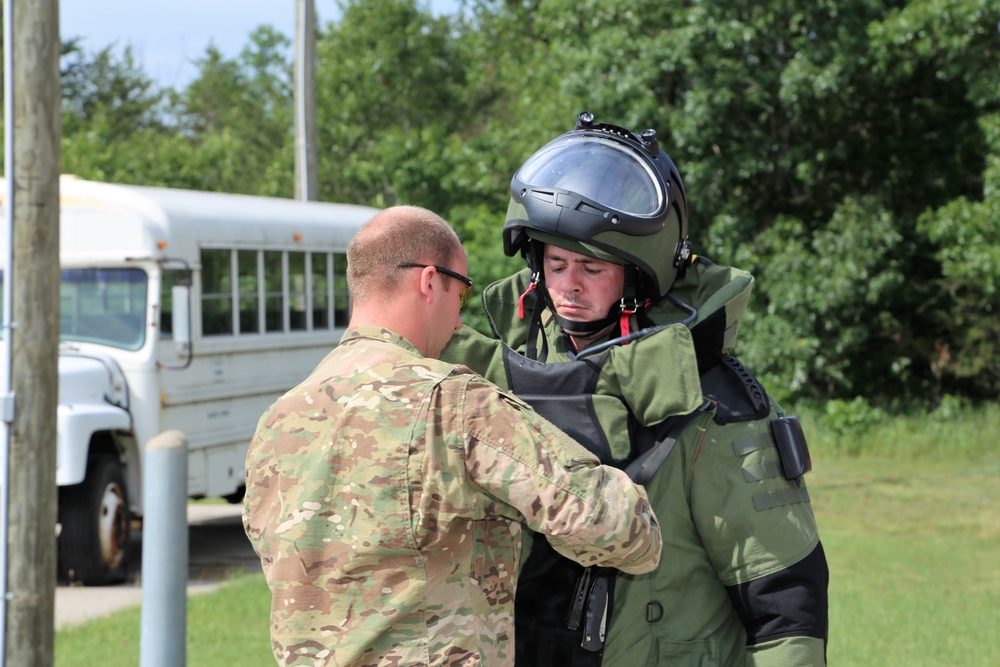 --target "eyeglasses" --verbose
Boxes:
[398,263,474,308]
